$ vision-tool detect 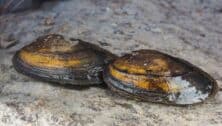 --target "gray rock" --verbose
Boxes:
[0,0,222,125]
